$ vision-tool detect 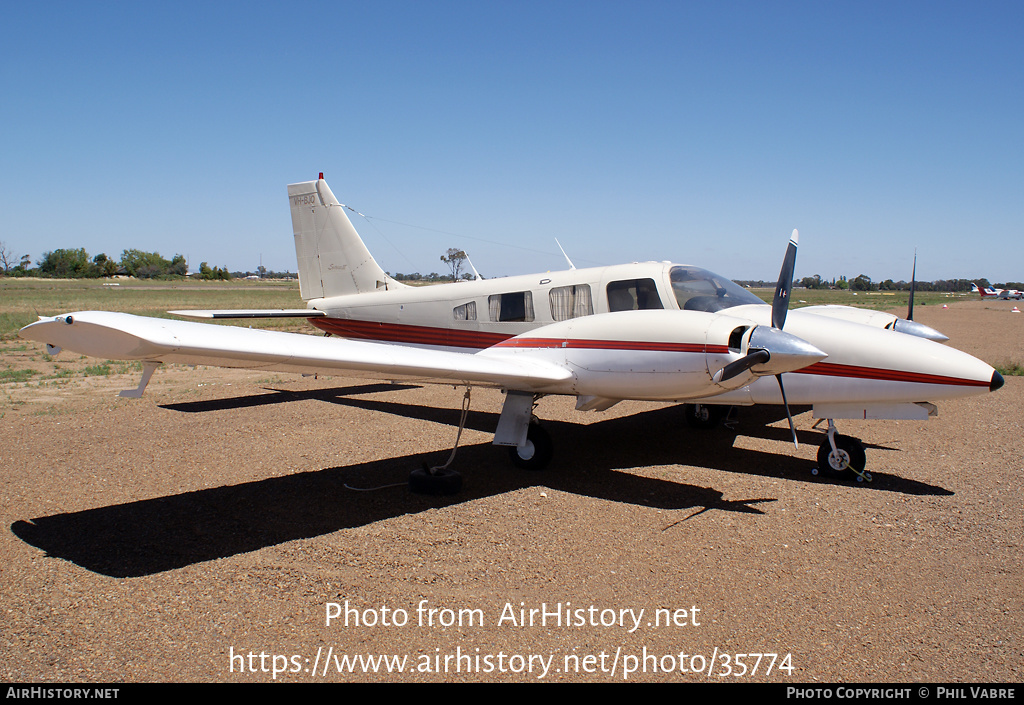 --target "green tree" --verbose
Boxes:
[91,253,119,277]
[120,249,172,278]
[850,274,874,291]
[196,262,231,281]
[440,248,467,282]
[39,248,90,277]
[168,254,188,276]
[11,253,33,276]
